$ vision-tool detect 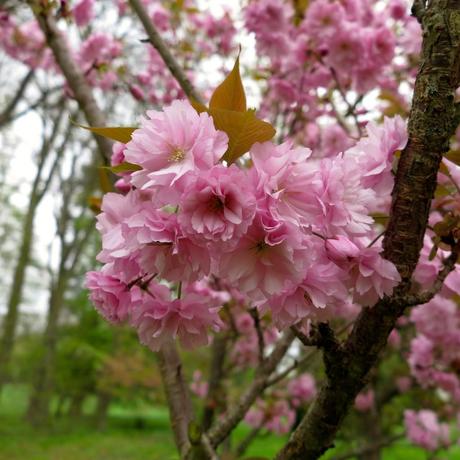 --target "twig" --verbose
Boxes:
[291,325,320,348]
[330,434,404,460]
[250,308,265,363]
[156,341,194,457]
[201,433,219,460]
[202,334,228,430]
[128,0,204,104]
[204,330,295,449]
[329,66,363,137]
[0,69,34,127]
[29,0,113,161]
[402,243,460,307]
[235,424,263,457]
